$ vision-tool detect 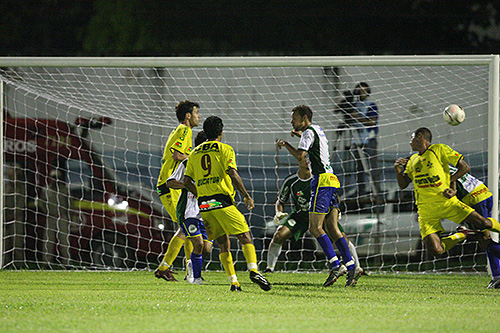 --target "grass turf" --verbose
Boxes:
[1,270,499,332]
